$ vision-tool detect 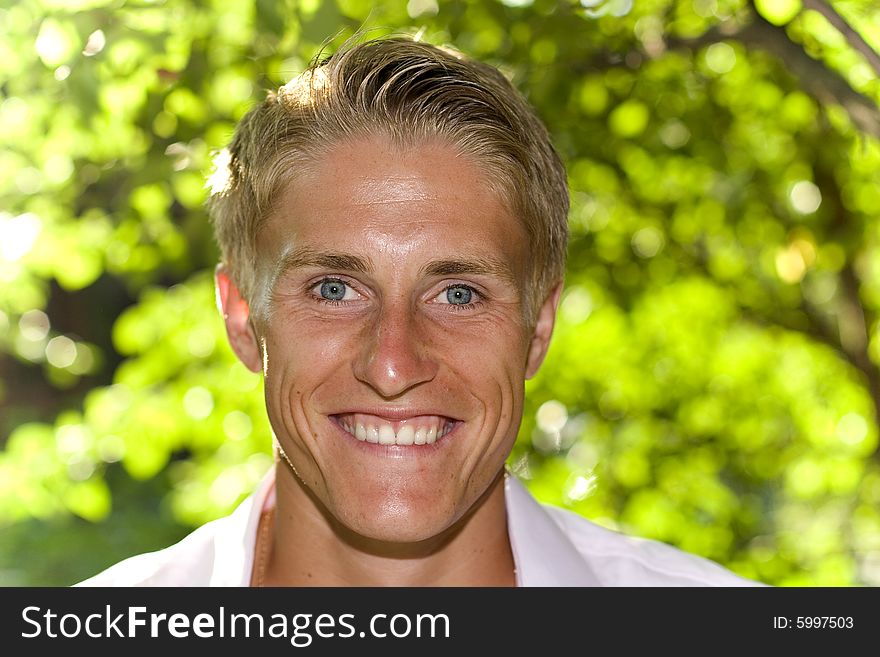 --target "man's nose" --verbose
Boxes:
[352,299,439,398]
